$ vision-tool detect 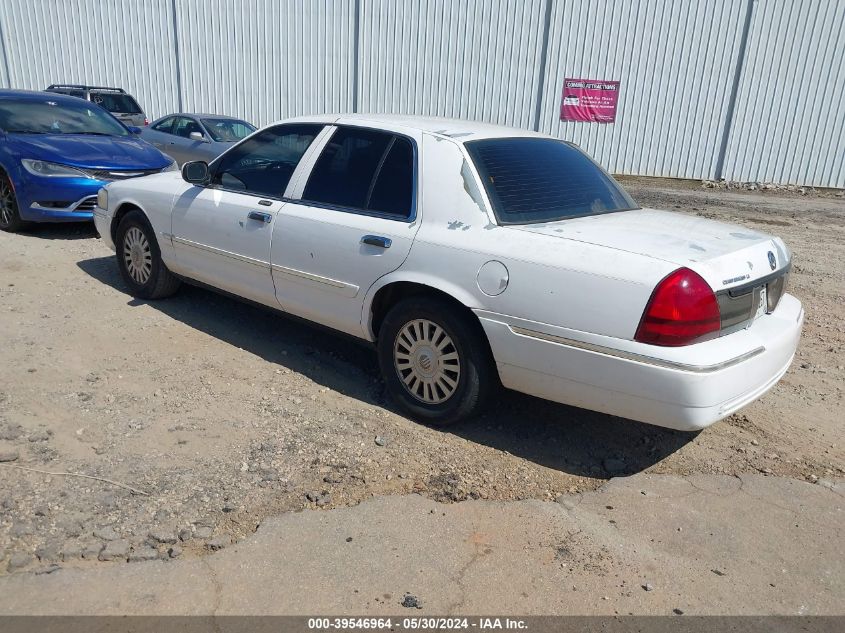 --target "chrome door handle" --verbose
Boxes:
[248,211,272,223]
[361,235,392,248]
